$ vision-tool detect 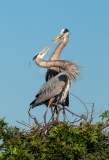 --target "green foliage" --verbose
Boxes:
[100,110,109,122]
[0,116,109,160]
